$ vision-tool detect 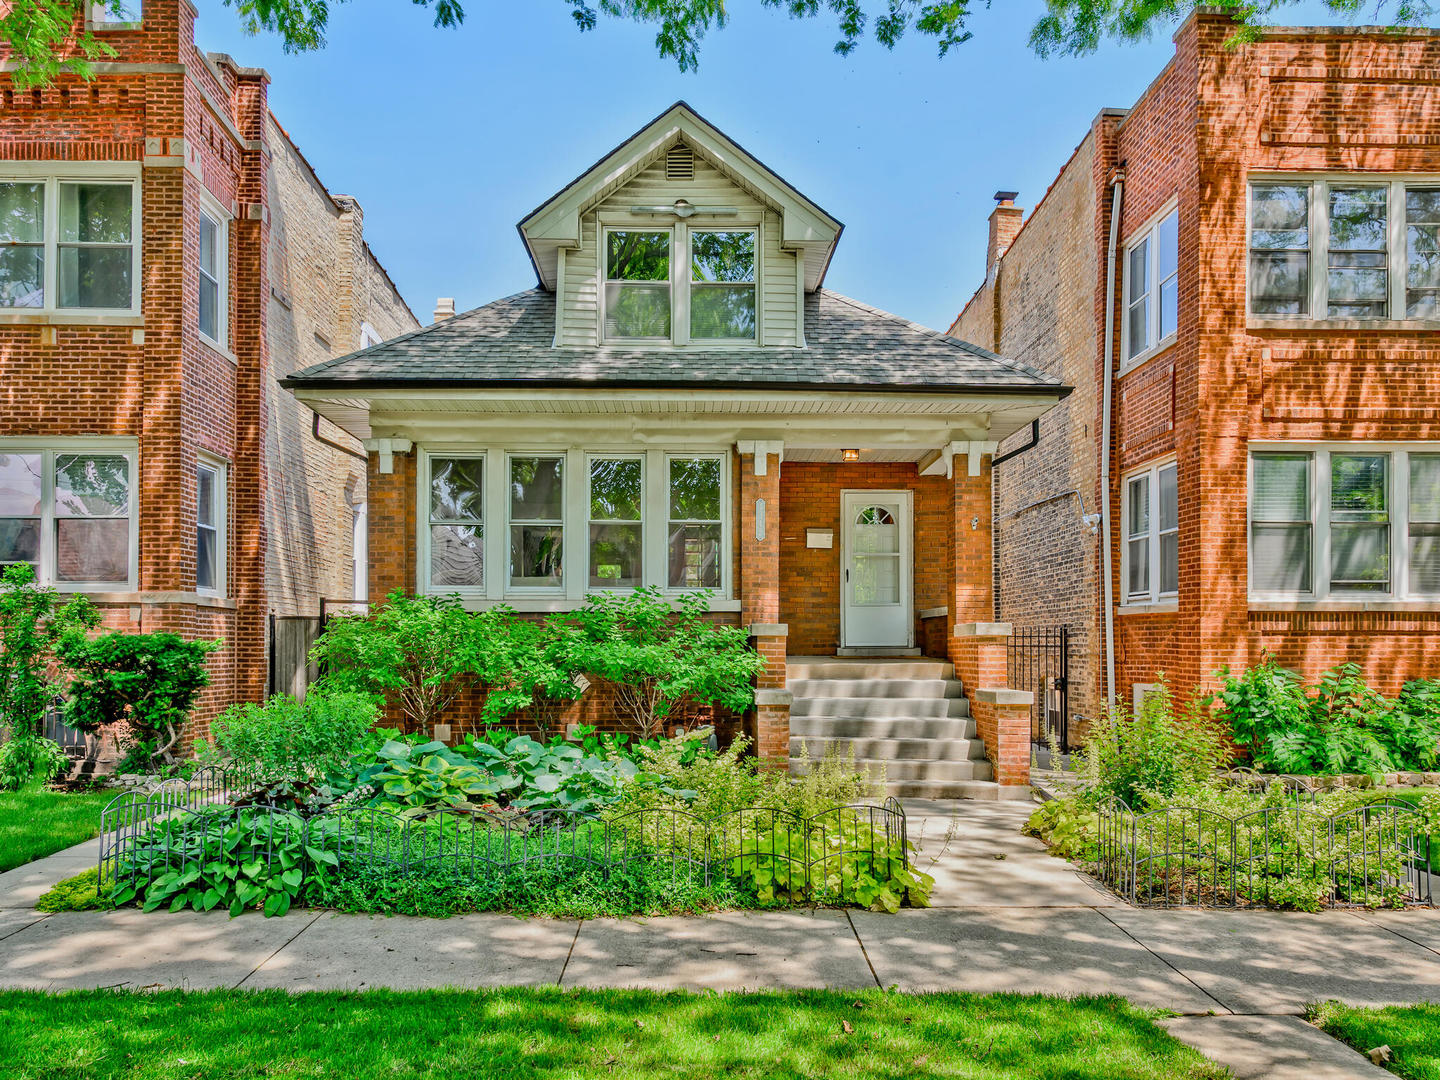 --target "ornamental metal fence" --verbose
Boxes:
[98,765,257,881]
[98,794,911,908]
[1097,796,1434,908]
